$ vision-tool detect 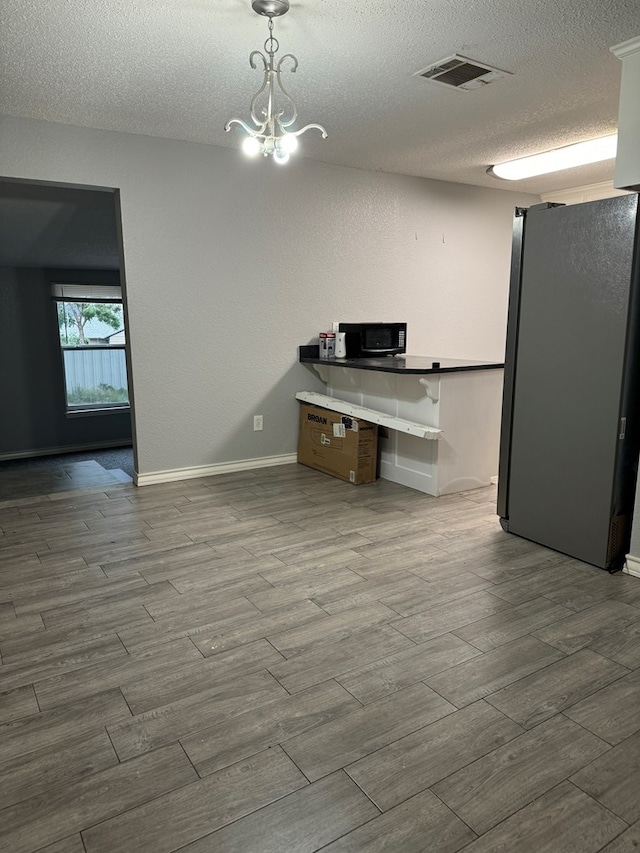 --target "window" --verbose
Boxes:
[52,284,130,413]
